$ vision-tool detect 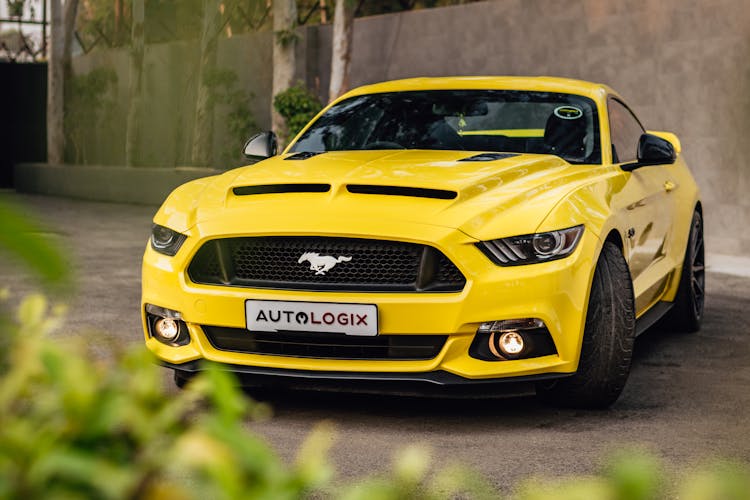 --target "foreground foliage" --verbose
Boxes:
[0,294,332,499]
[1,293,748,499]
